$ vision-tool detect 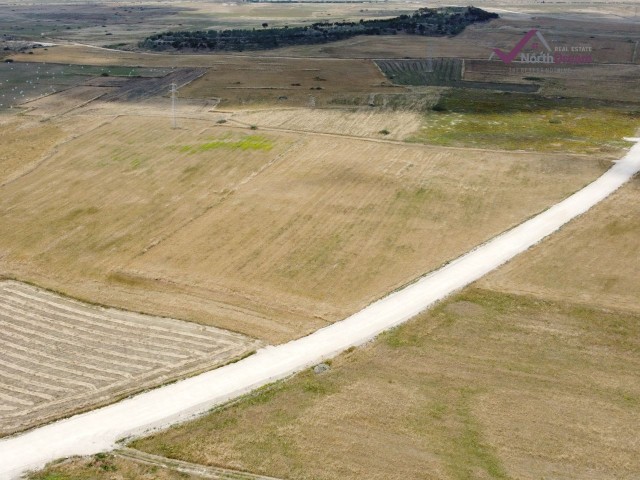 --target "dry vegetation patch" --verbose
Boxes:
[480,179,640,313]
[116,288,640,480]
[0,113,607,343]
[30,453,203,480]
